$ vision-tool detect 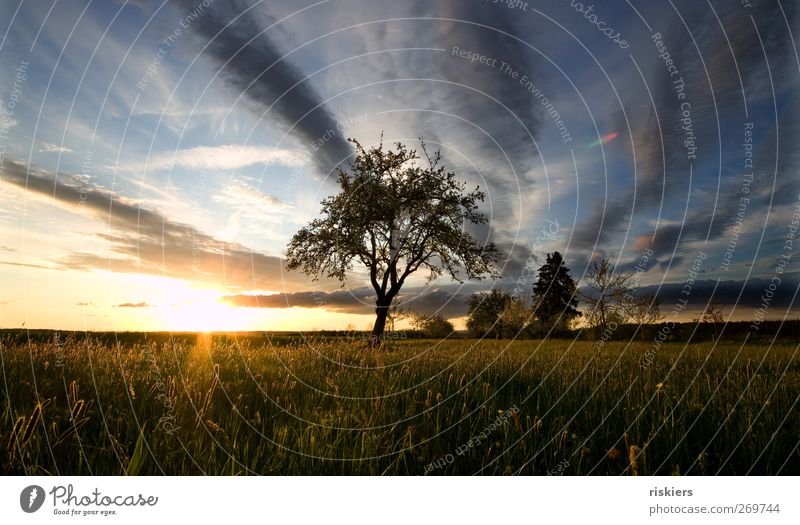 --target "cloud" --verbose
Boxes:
[0,159,340,292]
[637,272,799,311]
[0,260,61,271]
[39,142,73,154]
[223,282,491,319]
[169,0,352,172]
[126,144,306,172]
[573,1,799,253]
[214,180,291,212]
[114,302,150,308]
[0,105,17,129]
